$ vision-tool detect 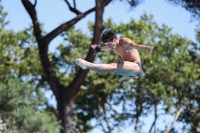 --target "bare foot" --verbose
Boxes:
[75,58,88,70]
